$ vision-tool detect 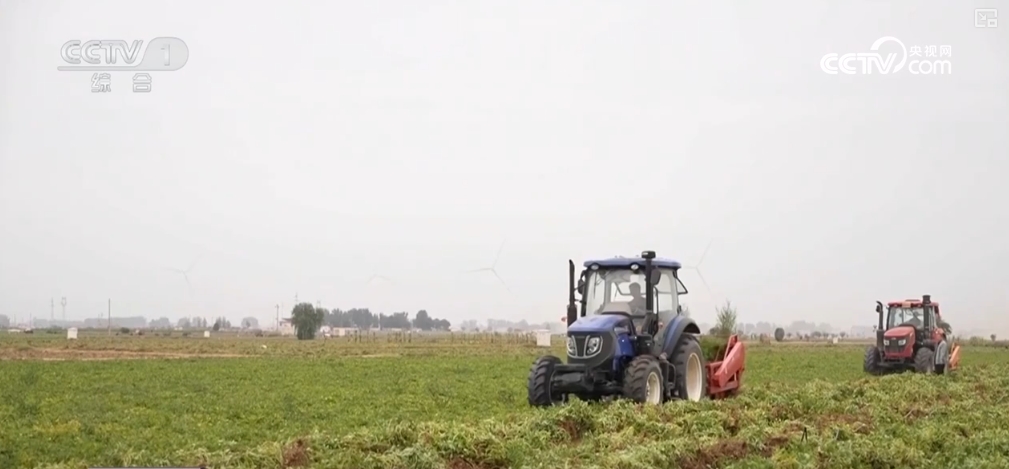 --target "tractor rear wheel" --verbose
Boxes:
[914,347,935,374]
[623,355,664,405]
[528,356,564,407]
[863,346,883,375]
[672,335,708,401]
